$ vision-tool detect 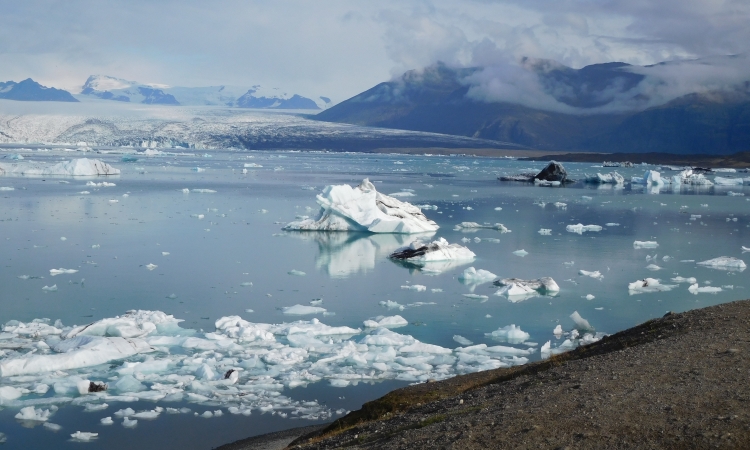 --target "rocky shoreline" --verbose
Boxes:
[248,299,750,449]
